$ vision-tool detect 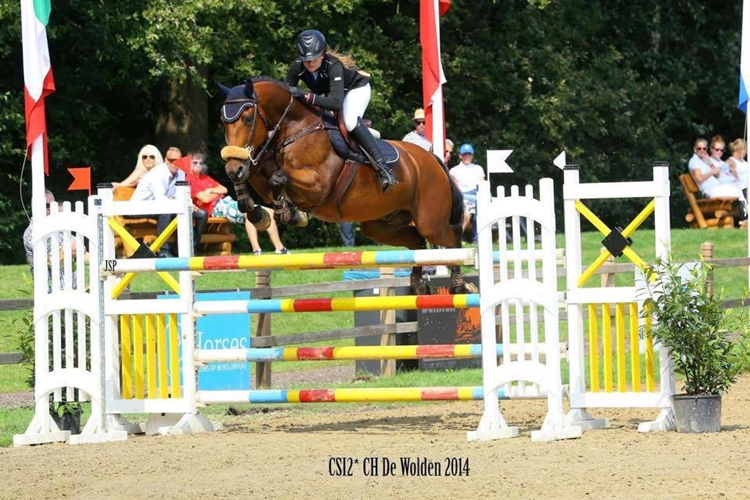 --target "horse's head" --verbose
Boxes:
[218,78,270,184]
